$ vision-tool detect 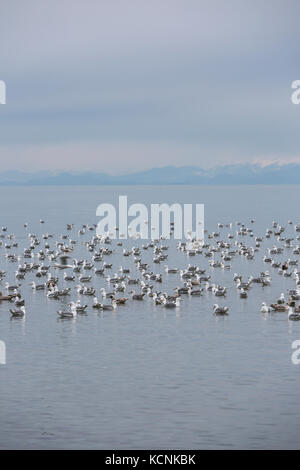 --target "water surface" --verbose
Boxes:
[0,185,300,449]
